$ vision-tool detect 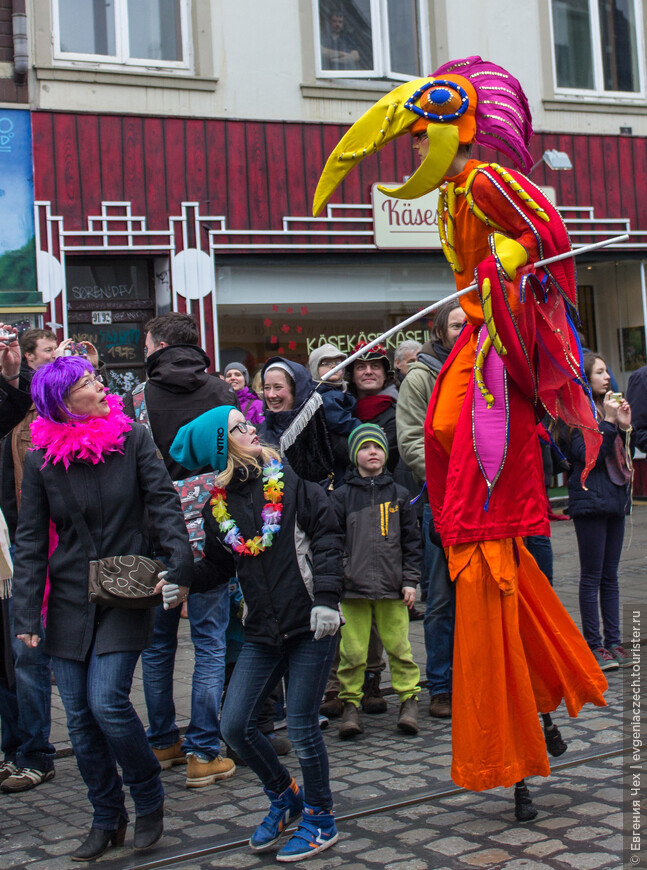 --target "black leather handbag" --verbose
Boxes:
[55,466,164,609]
